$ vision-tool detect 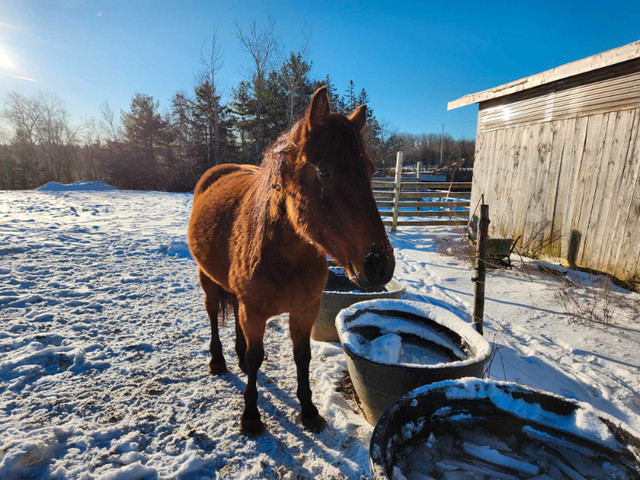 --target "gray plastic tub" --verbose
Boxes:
[311,267,405,342]
[336,299,492,424]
